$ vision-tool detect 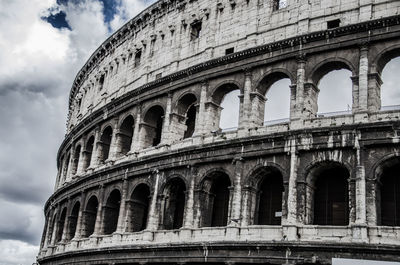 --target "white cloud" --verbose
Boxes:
[110,0,148,32]
[0,240,38,265]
